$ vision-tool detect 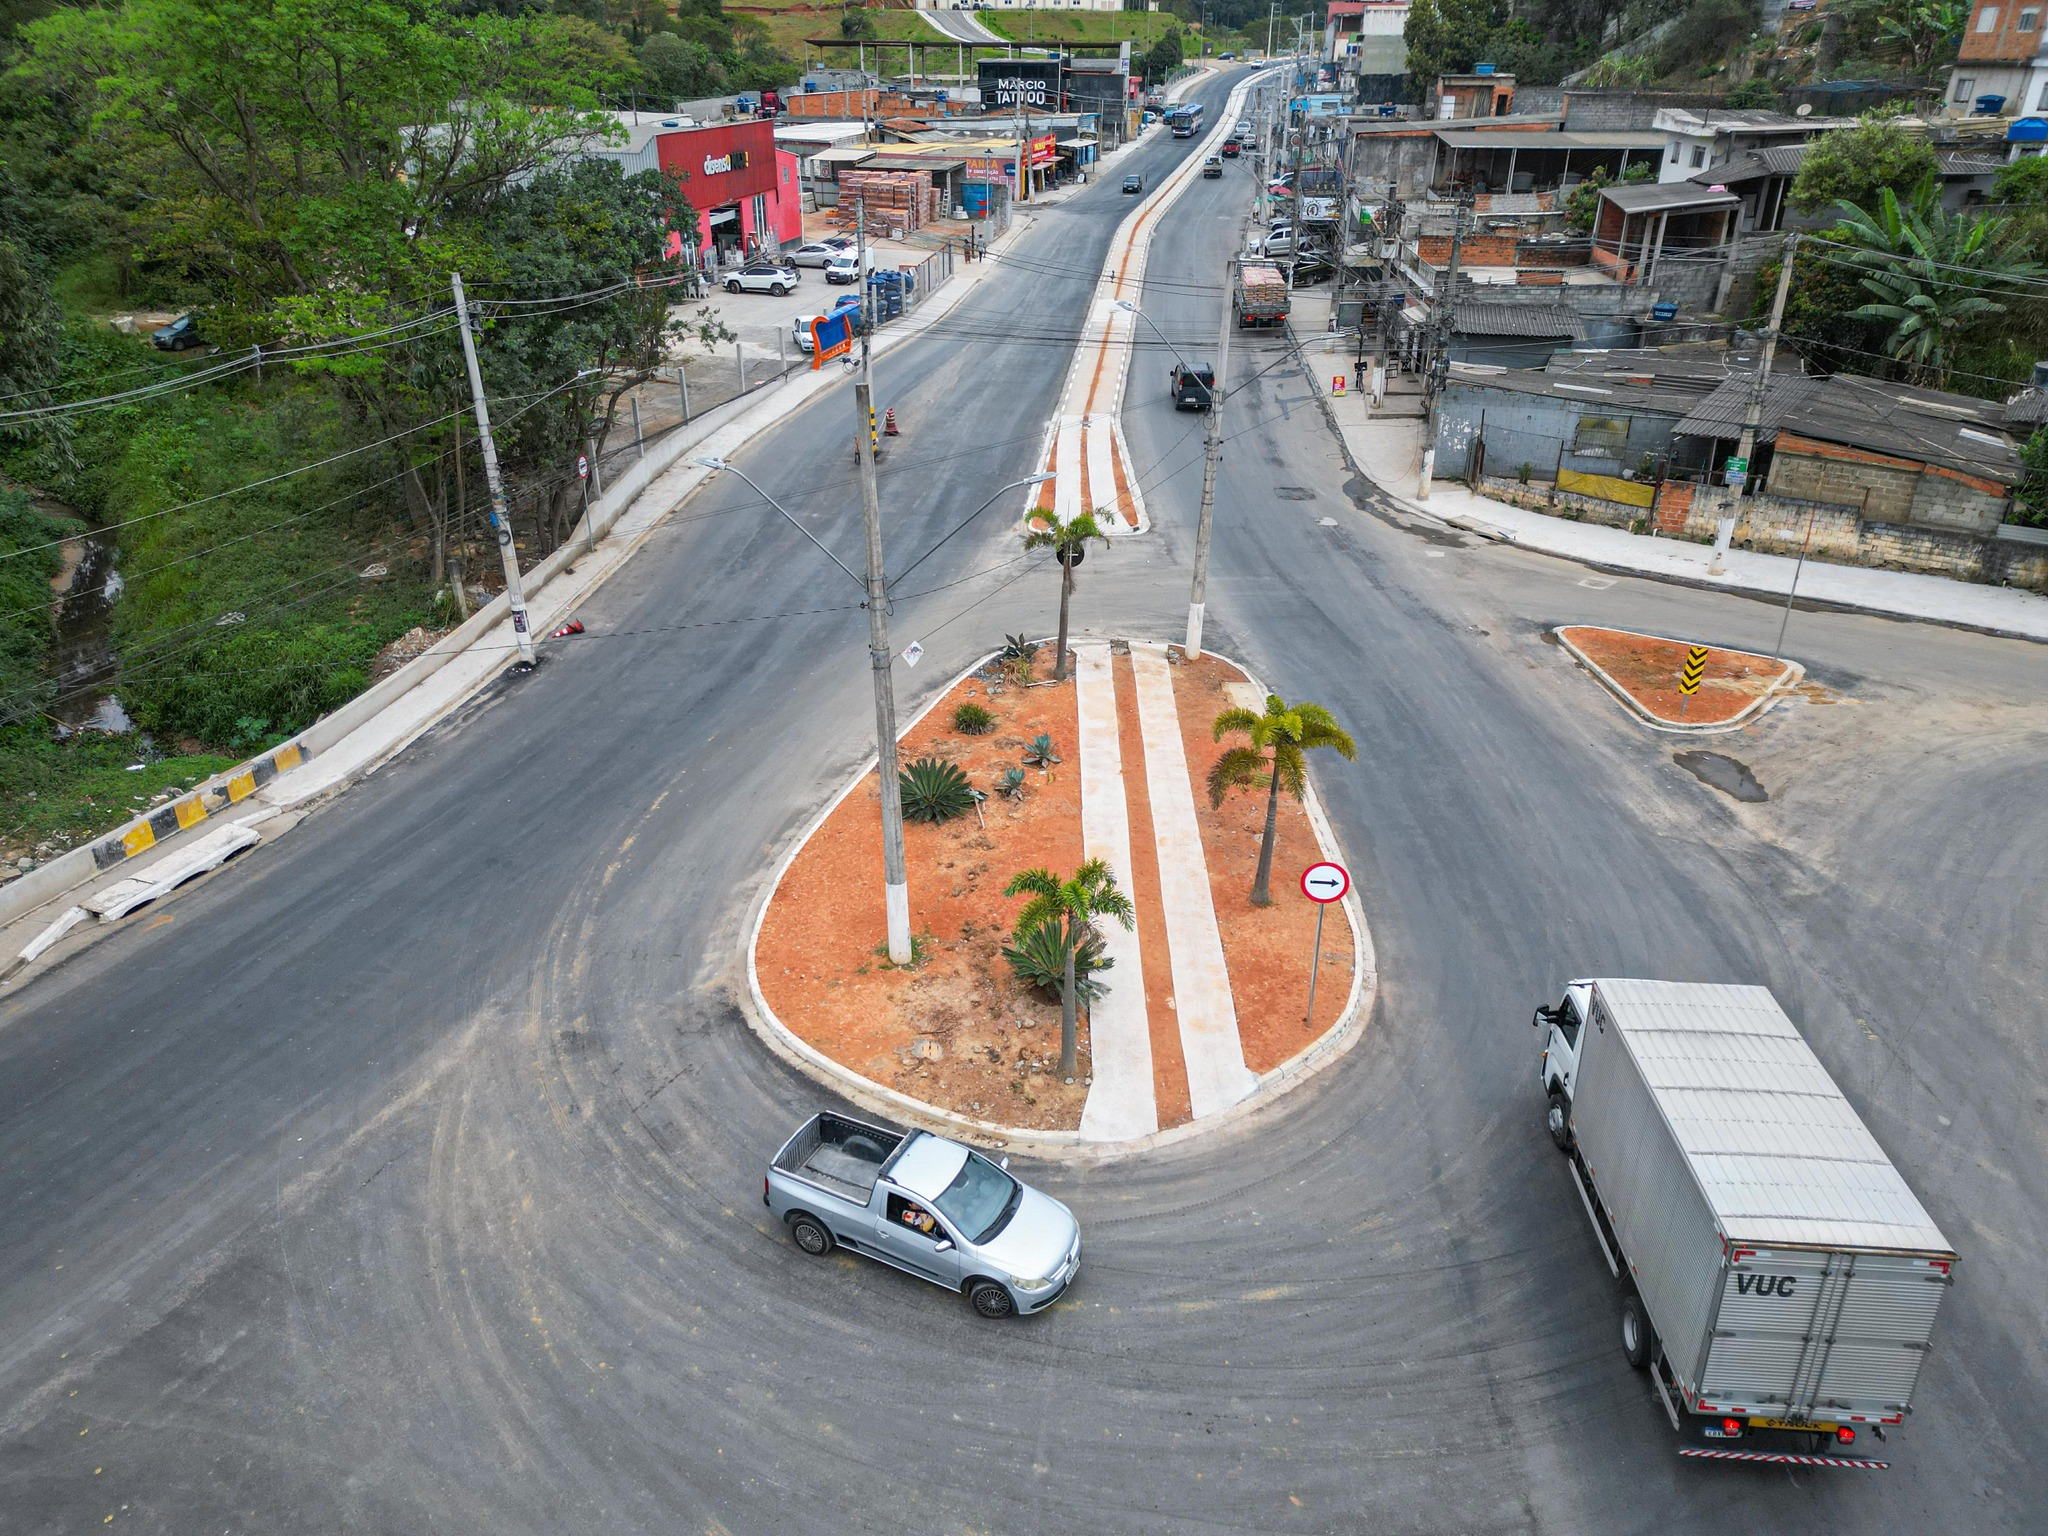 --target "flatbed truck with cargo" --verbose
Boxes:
[1535,979,1956,1469]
